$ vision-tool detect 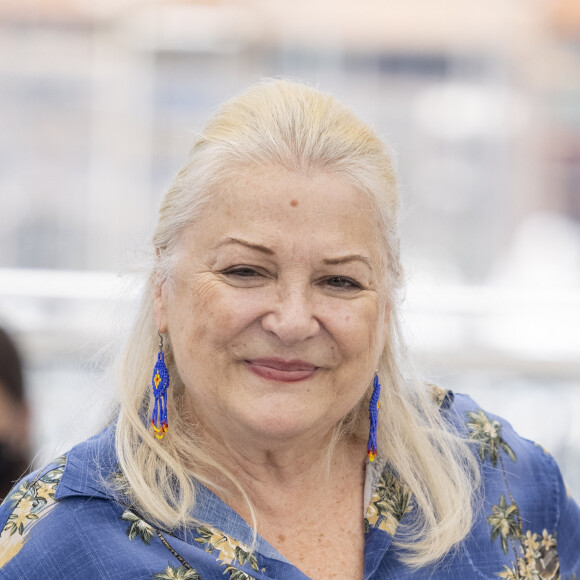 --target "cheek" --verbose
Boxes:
[325,300,383,360]
[169,278,267,350]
